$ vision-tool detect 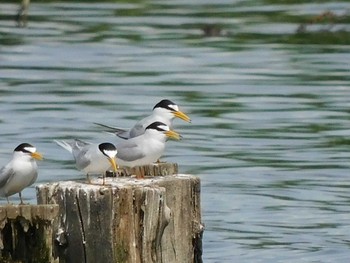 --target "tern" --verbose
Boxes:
[0,143,43,204]
[116,121,181,174]
[95,99,190,139]
[54,139,118,185]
